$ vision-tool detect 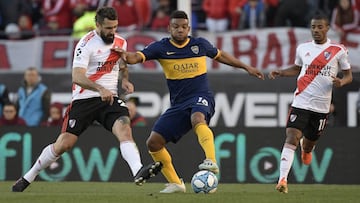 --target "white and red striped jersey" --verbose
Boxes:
[292,38,351,113]
[72,30,127,101]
